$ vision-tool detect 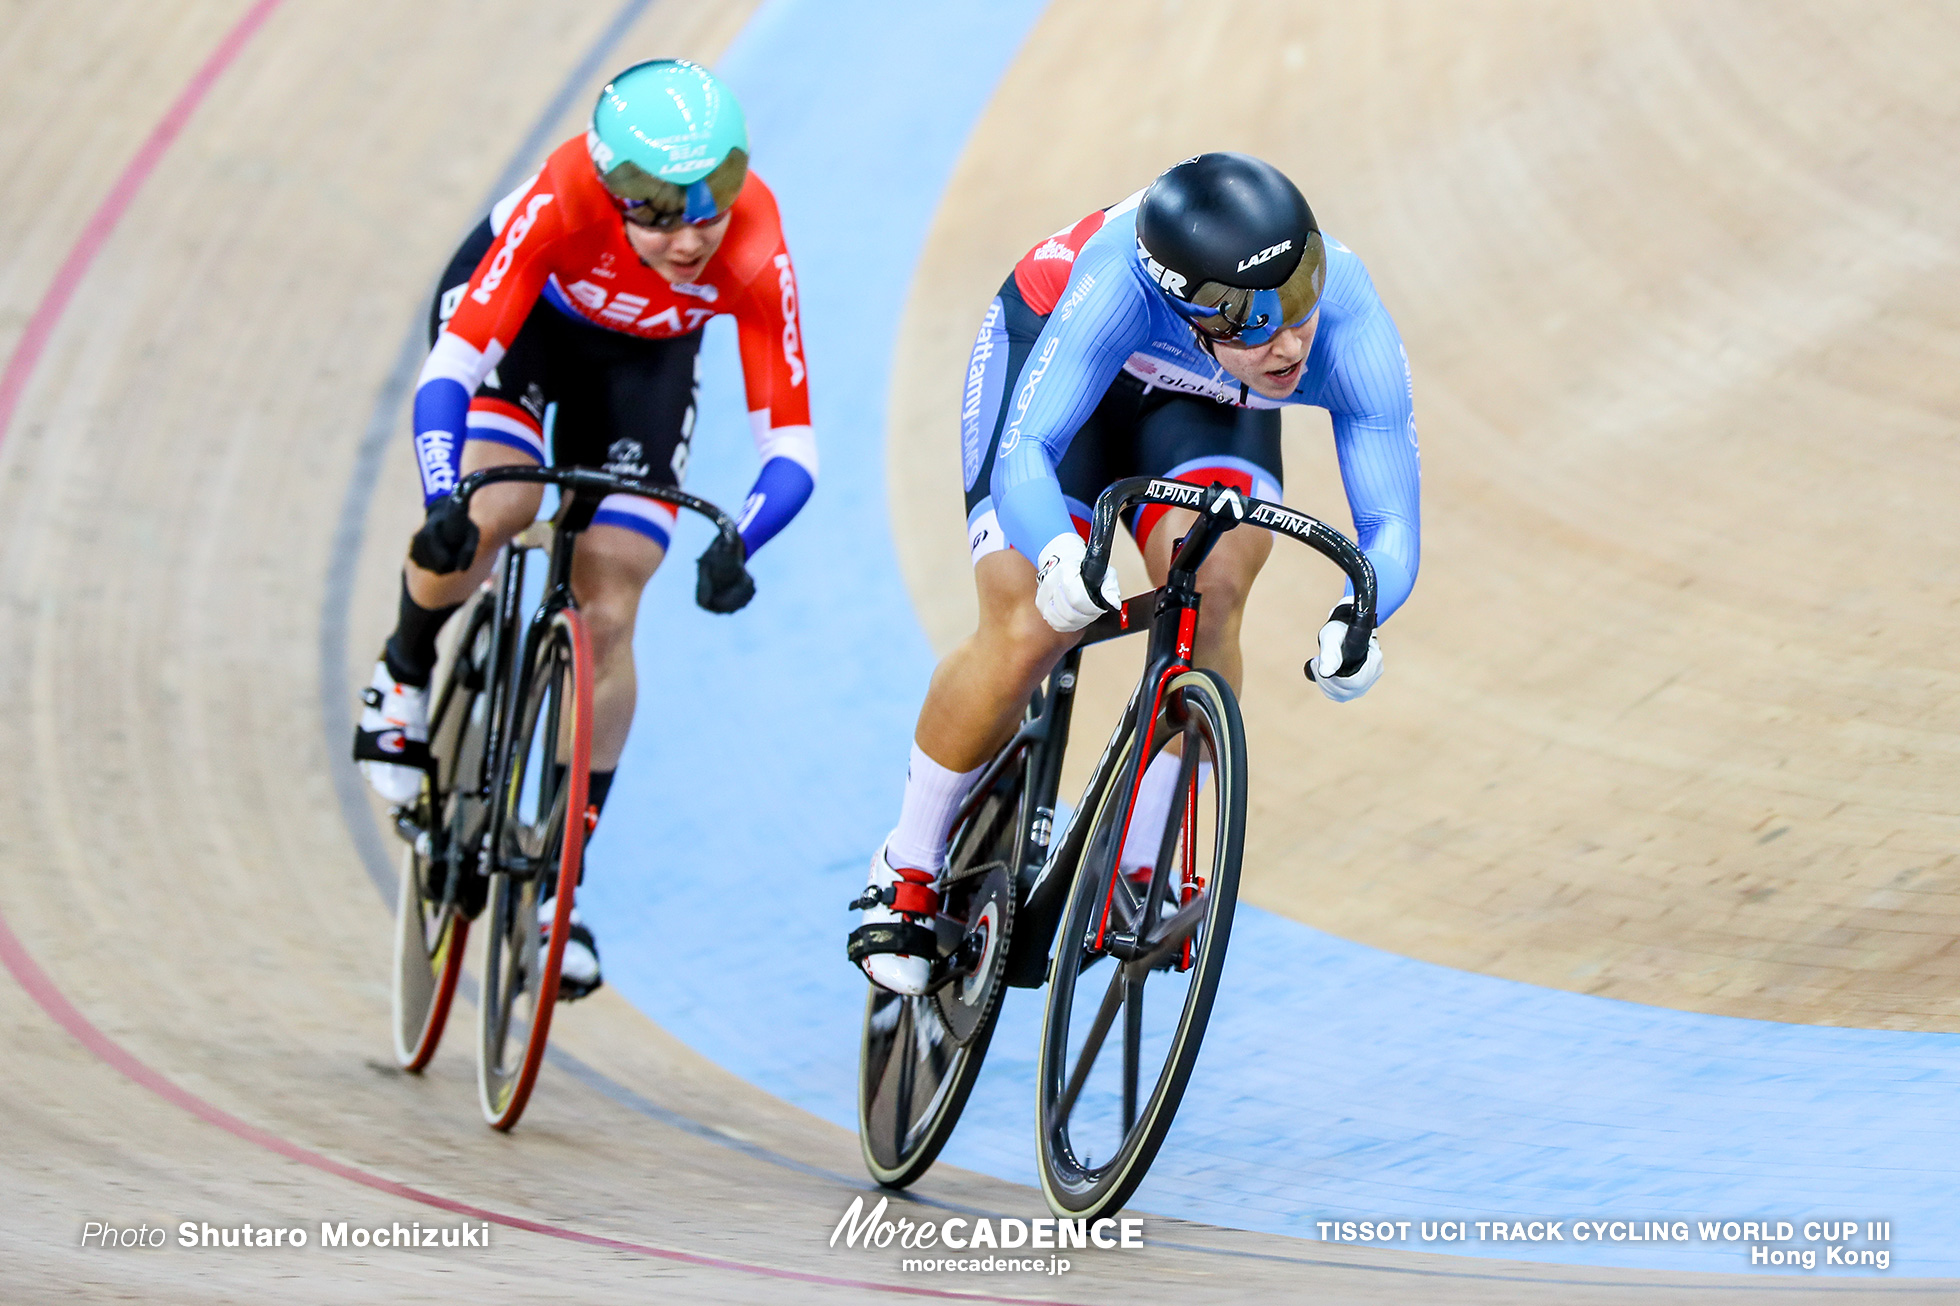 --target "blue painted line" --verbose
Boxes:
[582,0,1960,1278]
